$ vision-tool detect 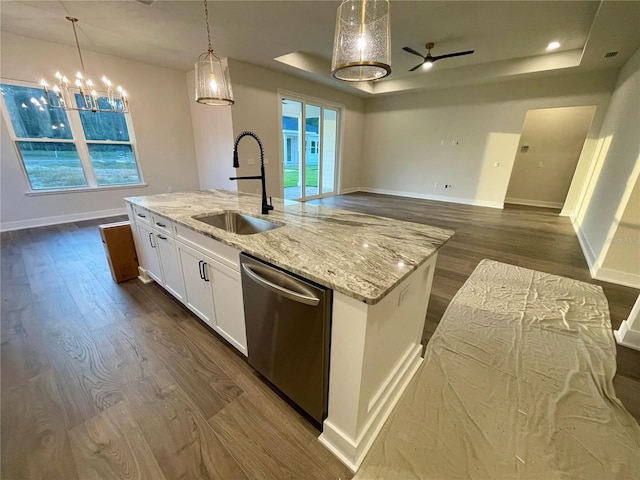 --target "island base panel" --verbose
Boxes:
[320,254,437,472]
